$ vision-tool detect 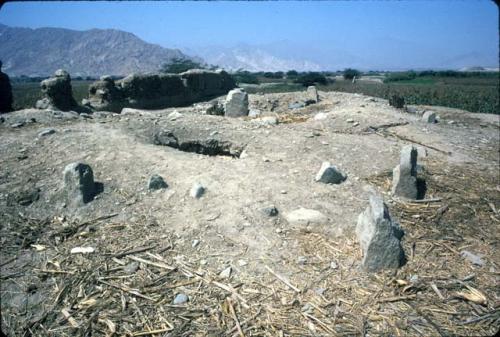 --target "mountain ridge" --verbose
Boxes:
[0,23,198,77]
